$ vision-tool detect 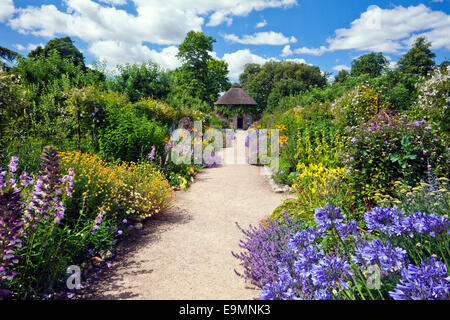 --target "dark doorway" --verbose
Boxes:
[237,117,243,129]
